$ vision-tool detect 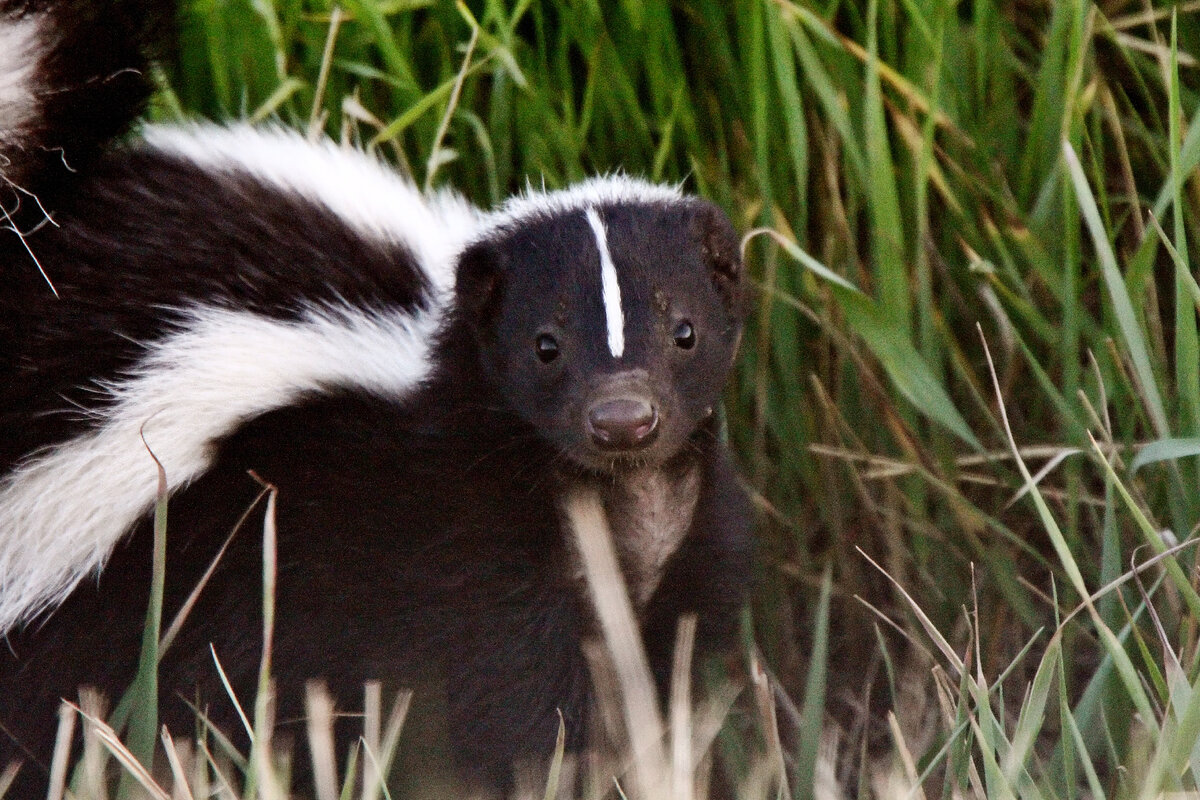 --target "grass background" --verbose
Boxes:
[135,0,1200,796]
